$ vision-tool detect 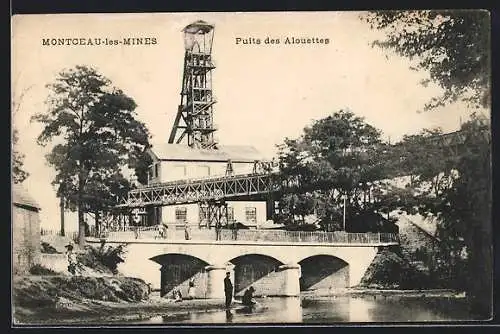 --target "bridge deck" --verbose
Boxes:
[91,227,399,246]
